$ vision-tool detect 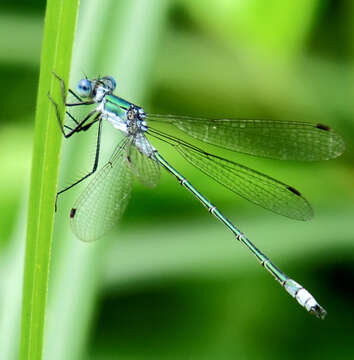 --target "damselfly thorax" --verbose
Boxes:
[93,82,154,158]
